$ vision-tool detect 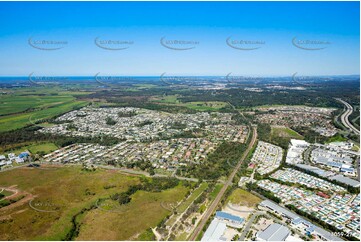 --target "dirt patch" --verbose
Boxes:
[0,186,34,212]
